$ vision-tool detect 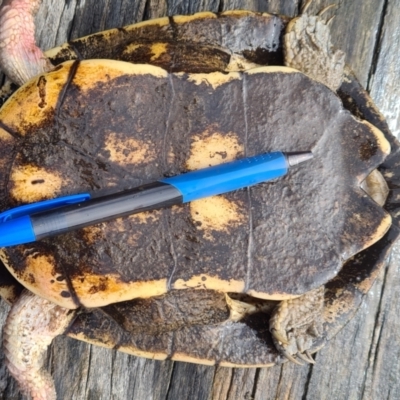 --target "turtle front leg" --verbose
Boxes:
[269,287,324,364]
[3,290,76,400]
[0,0,53,86]
[284,2,345,91]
